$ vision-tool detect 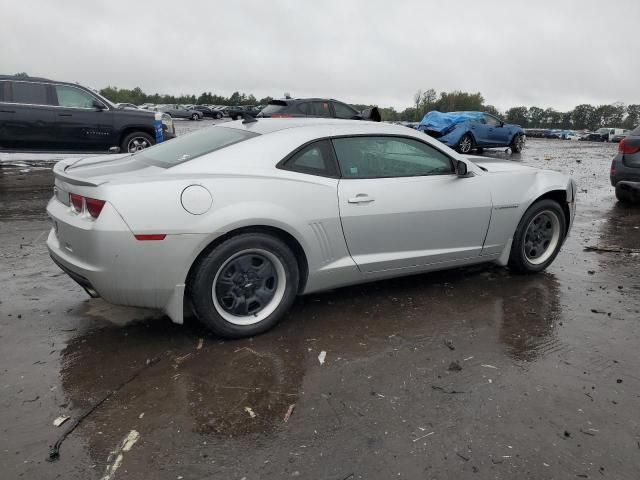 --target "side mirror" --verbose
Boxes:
[499,121,504,127]
[456,160,468,177]
[93,100,106,110]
